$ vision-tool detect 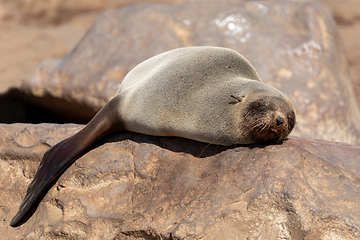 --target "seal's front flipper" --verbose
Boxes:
[10,96,123,227]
